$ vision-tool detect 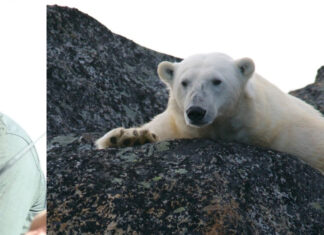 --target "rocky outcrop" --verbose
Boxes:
[47,5,180,137]
[47,5,324,234]
[290,66,324,114]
